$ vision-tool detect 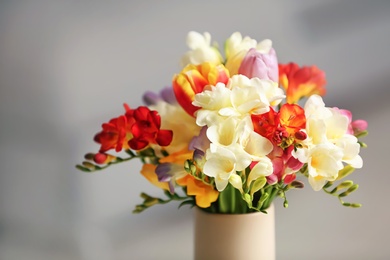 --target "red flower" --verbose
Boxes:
[126,106,173,150]
[94,114,133,153]
[251,104,306,147]
[94,105,173,153]
[251,107,279,142]
[279,63,326,104]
